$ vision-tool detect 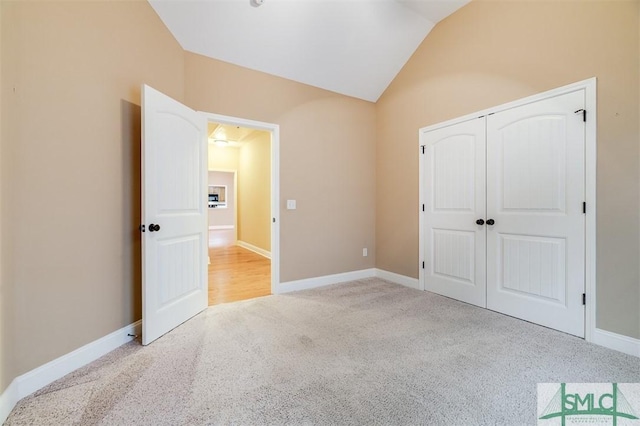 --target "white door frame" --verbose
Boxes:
[200,112,280,295]
[419,77,596,341]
